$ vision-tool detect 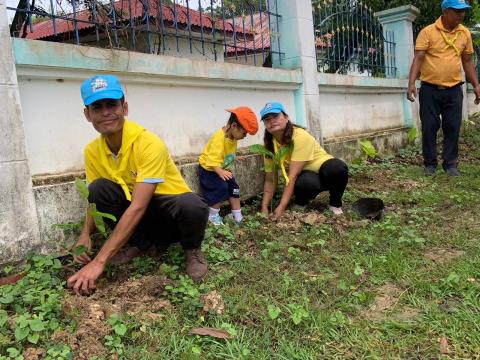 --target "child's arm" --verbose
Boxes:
[213,166,233,181]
